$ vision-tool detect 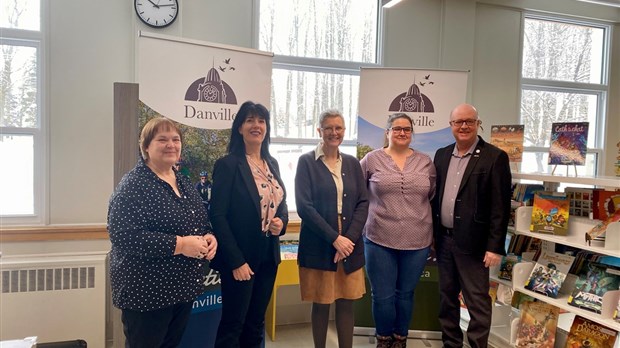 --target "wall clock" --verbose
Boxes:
[134,0,179,28]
